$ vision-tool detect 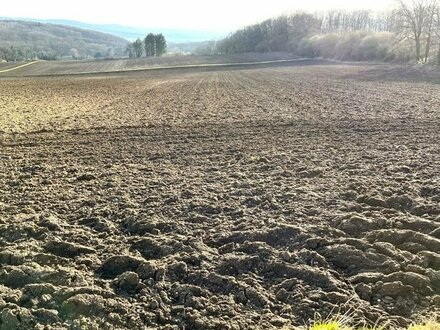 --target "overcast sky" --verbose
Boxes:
[3,0,396,31]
